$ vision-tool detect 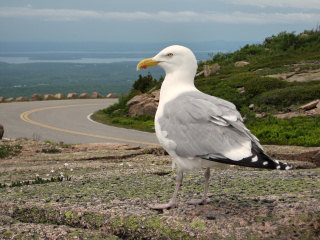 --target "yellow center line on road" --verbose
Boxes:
[20,103,159,146]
